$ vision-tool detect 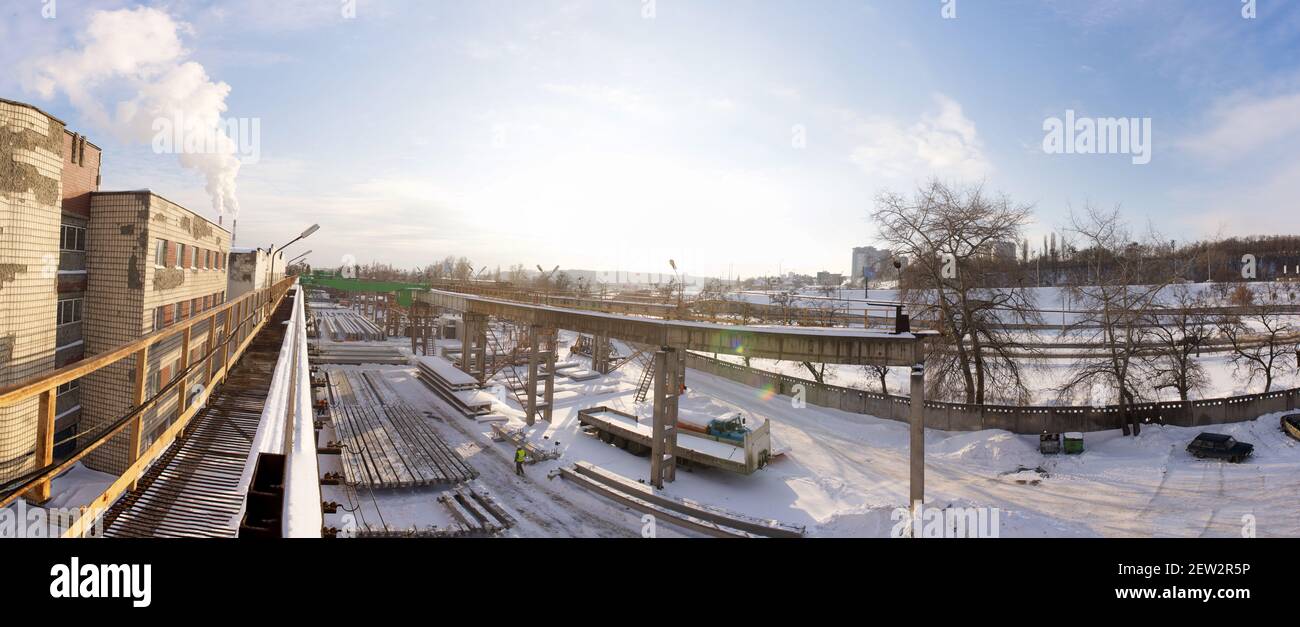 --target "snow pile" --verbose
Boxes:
[927,430,1041,469]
